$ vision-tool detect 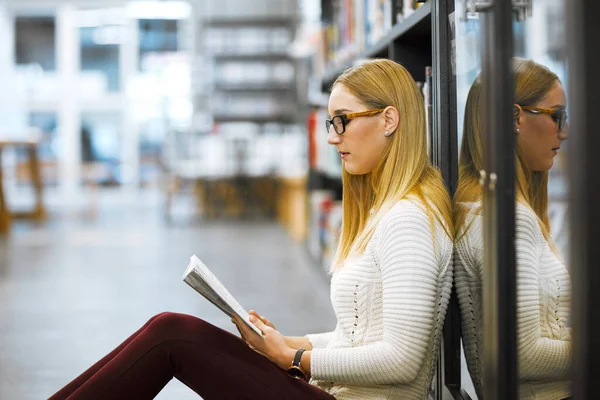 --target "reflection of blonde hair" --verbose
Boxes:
[455,58,559,244]
[331,59,453,269]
